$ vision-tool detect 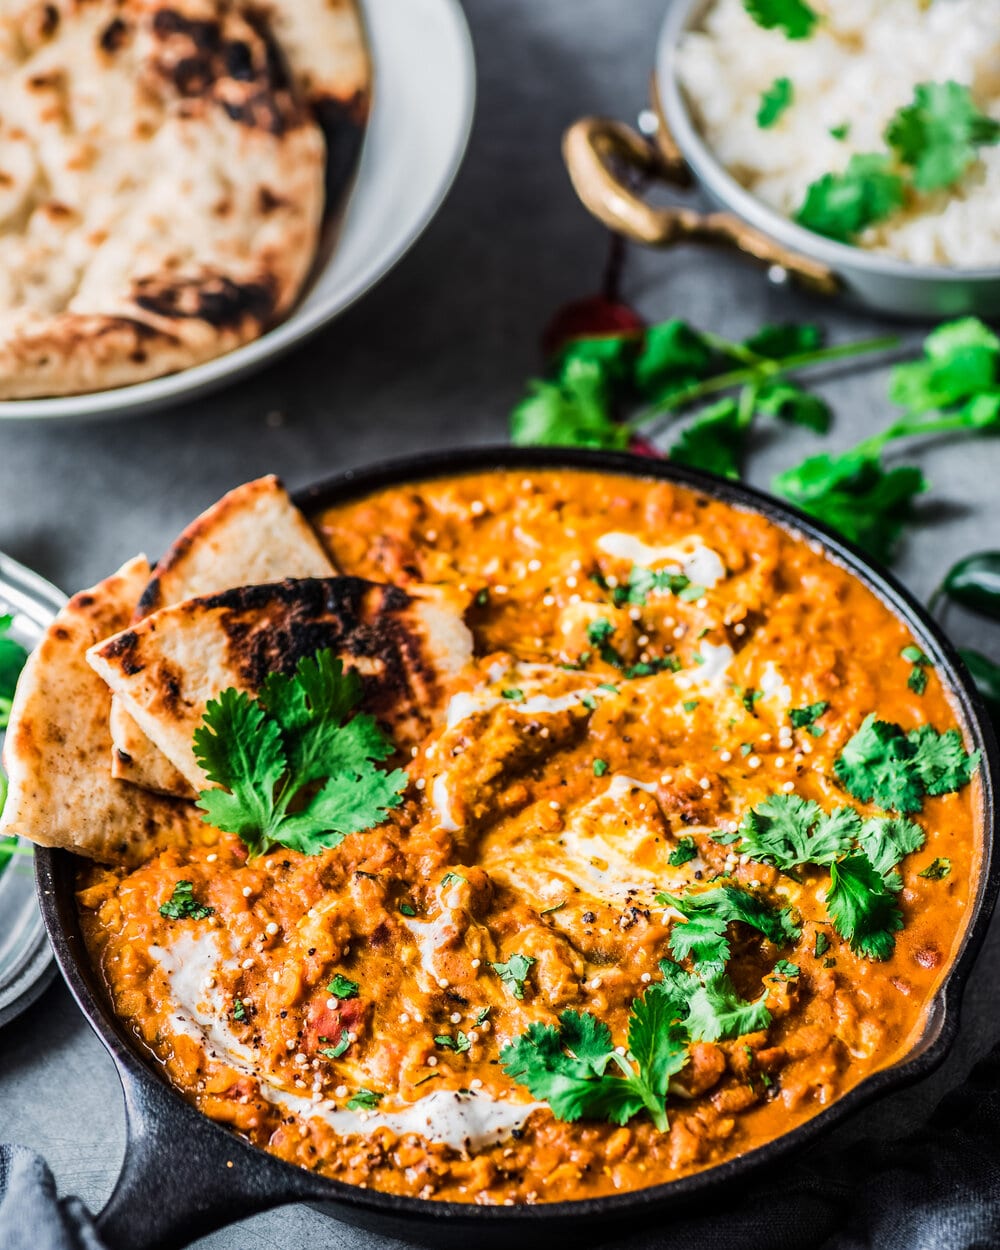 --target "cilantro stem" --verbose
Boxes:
[854,409,993,458]
[628,334,900,432]
[608,1051,668,1132]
